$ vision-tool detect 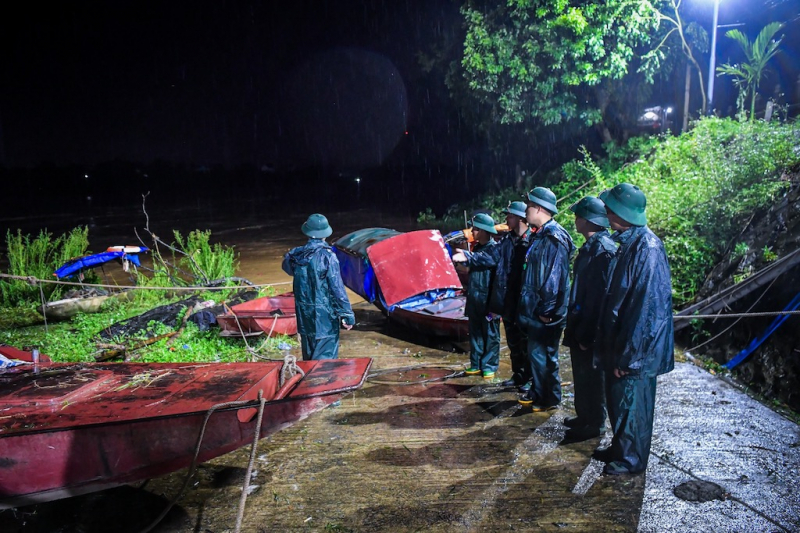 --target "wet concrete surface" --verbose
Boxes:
[4,308,799,532]
[2,212,800,531]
